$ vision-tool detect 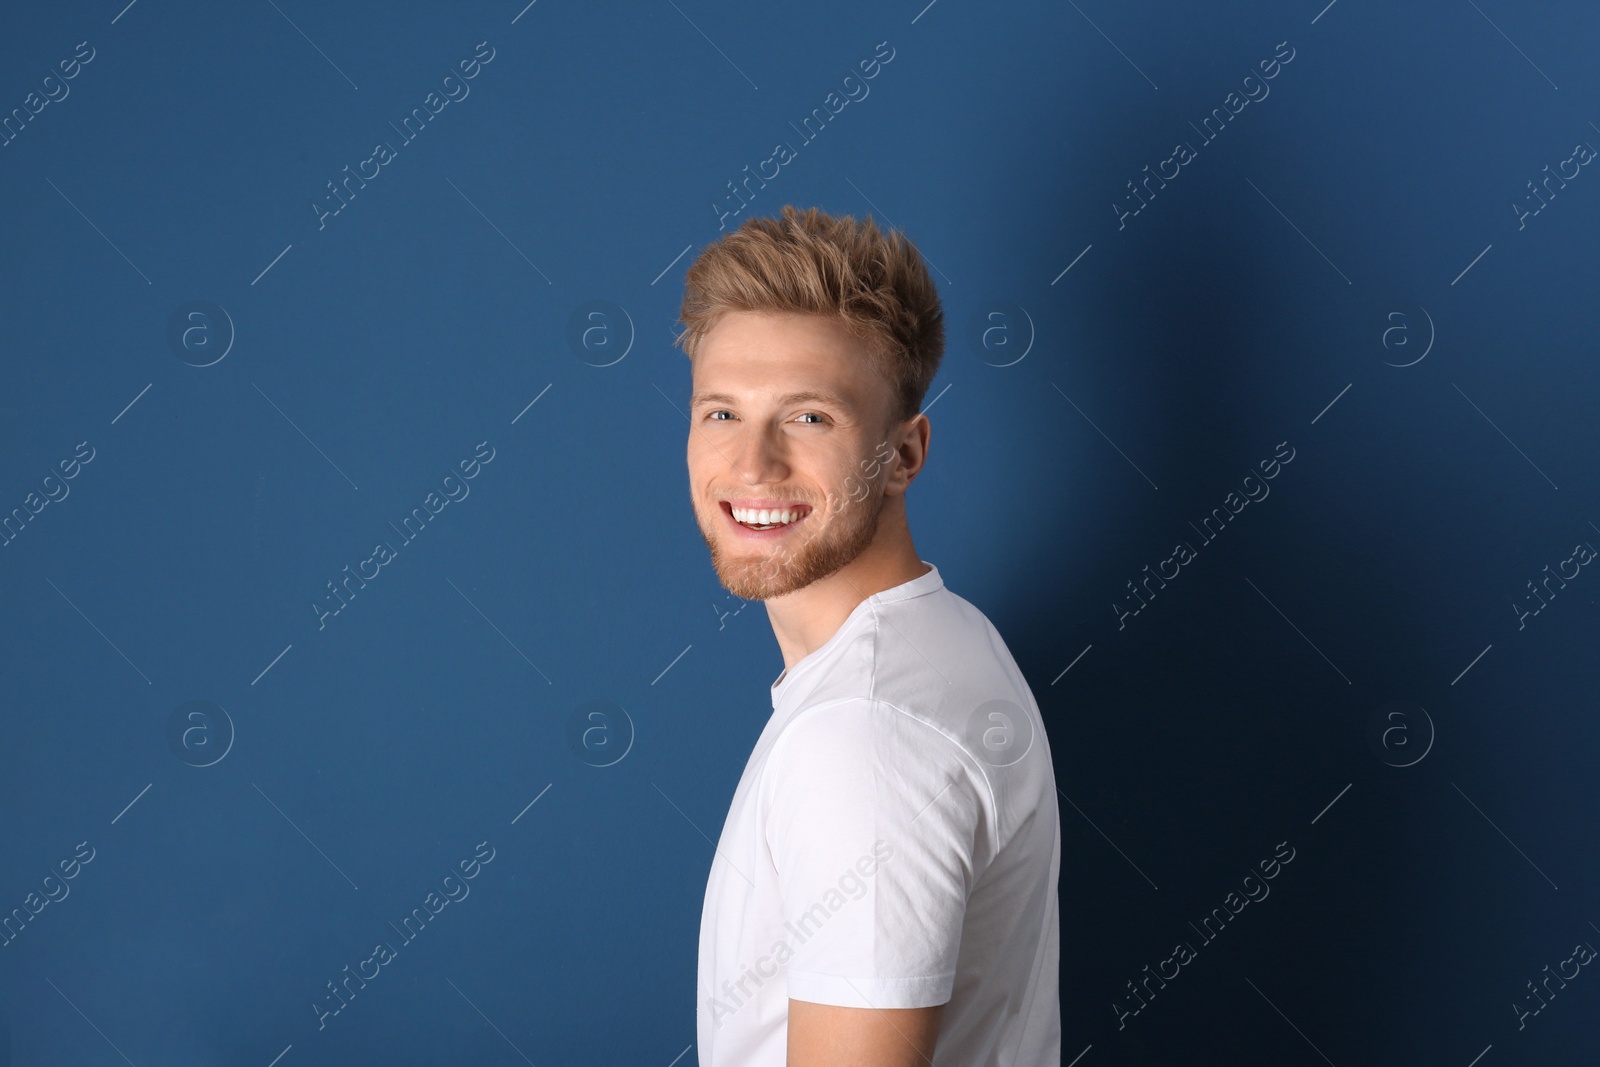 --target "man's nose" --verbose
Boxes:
[733,428,789,481]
